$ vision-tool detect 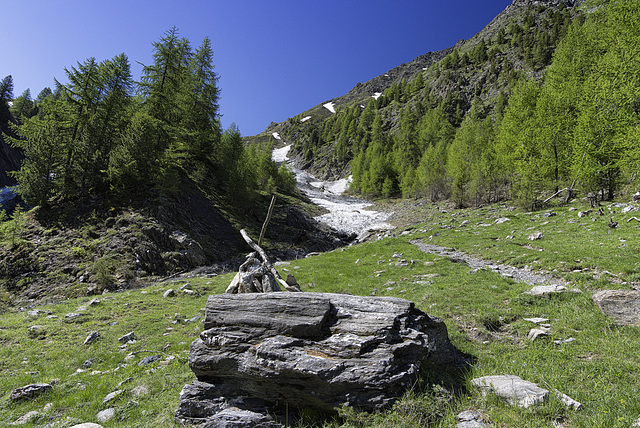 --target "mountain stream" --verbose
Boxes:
[272,145,393,237]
